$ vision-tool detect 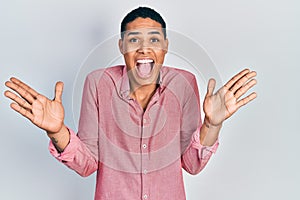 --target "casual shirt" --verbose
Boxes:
[49,65,219,200]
